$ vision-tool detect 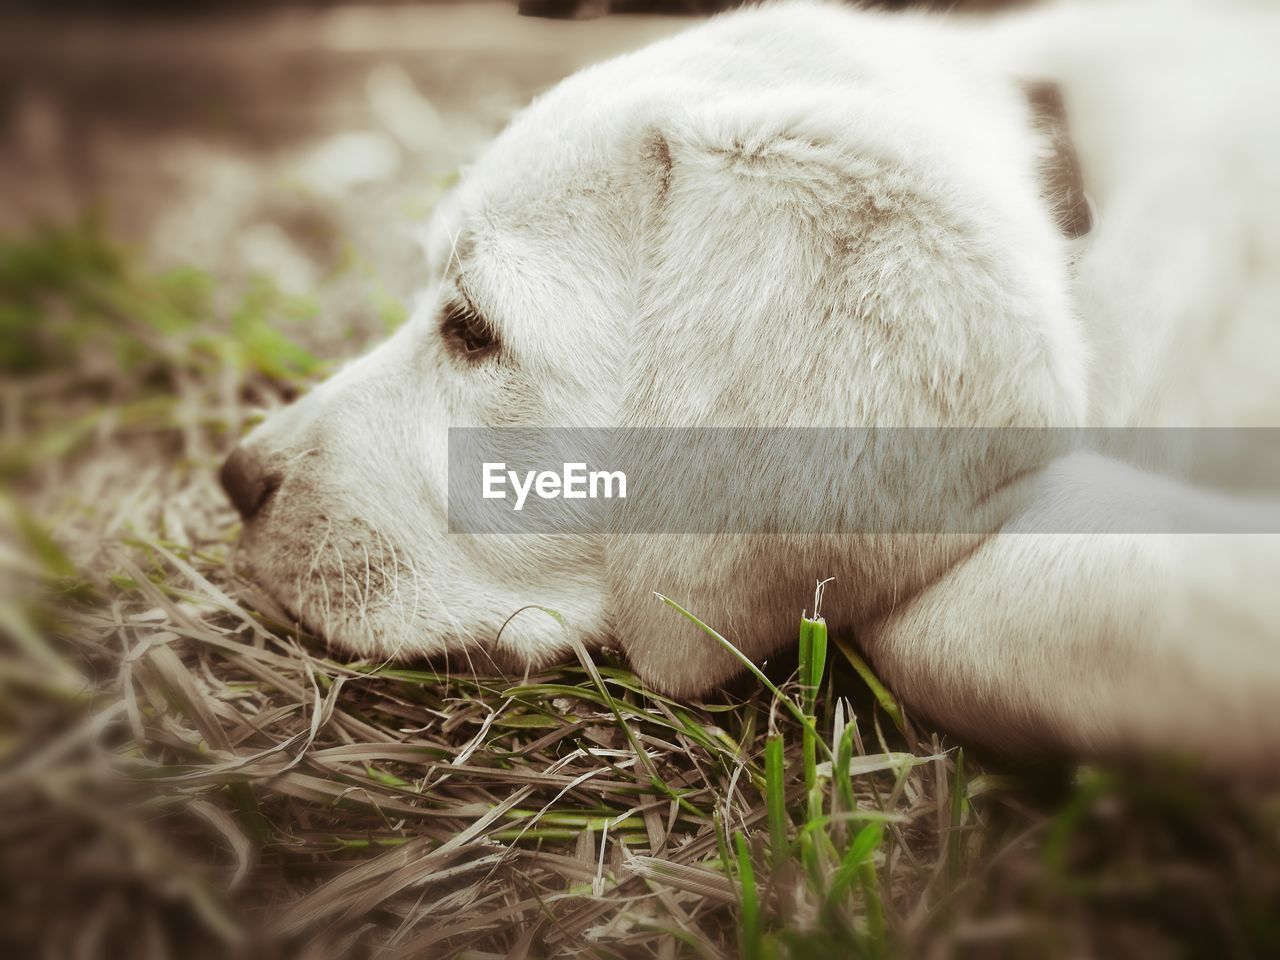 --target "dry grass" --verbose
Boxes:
[2,220,1279,960]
